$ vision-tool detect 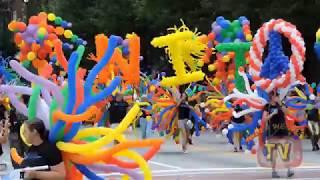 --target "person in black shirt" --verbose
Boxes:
[307,107,320,151]
[231,105,245,152]
[177,93,192,153]
[108,93,129,127]
[22,119,65,180]
[262,91,294,178]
